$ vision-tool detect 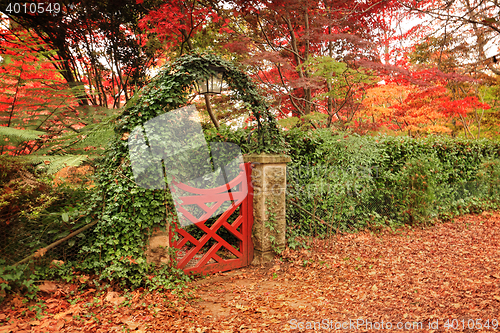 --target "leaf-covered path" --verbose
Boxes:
[2,212,500,332]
